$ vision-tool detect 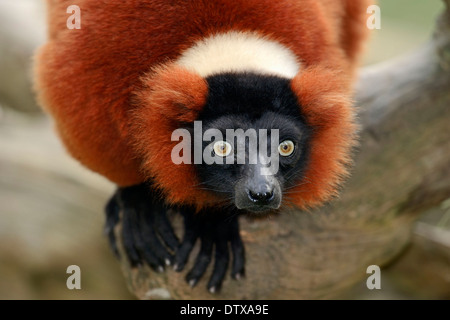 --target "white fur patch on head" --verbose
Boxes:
[176,31,301,79]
